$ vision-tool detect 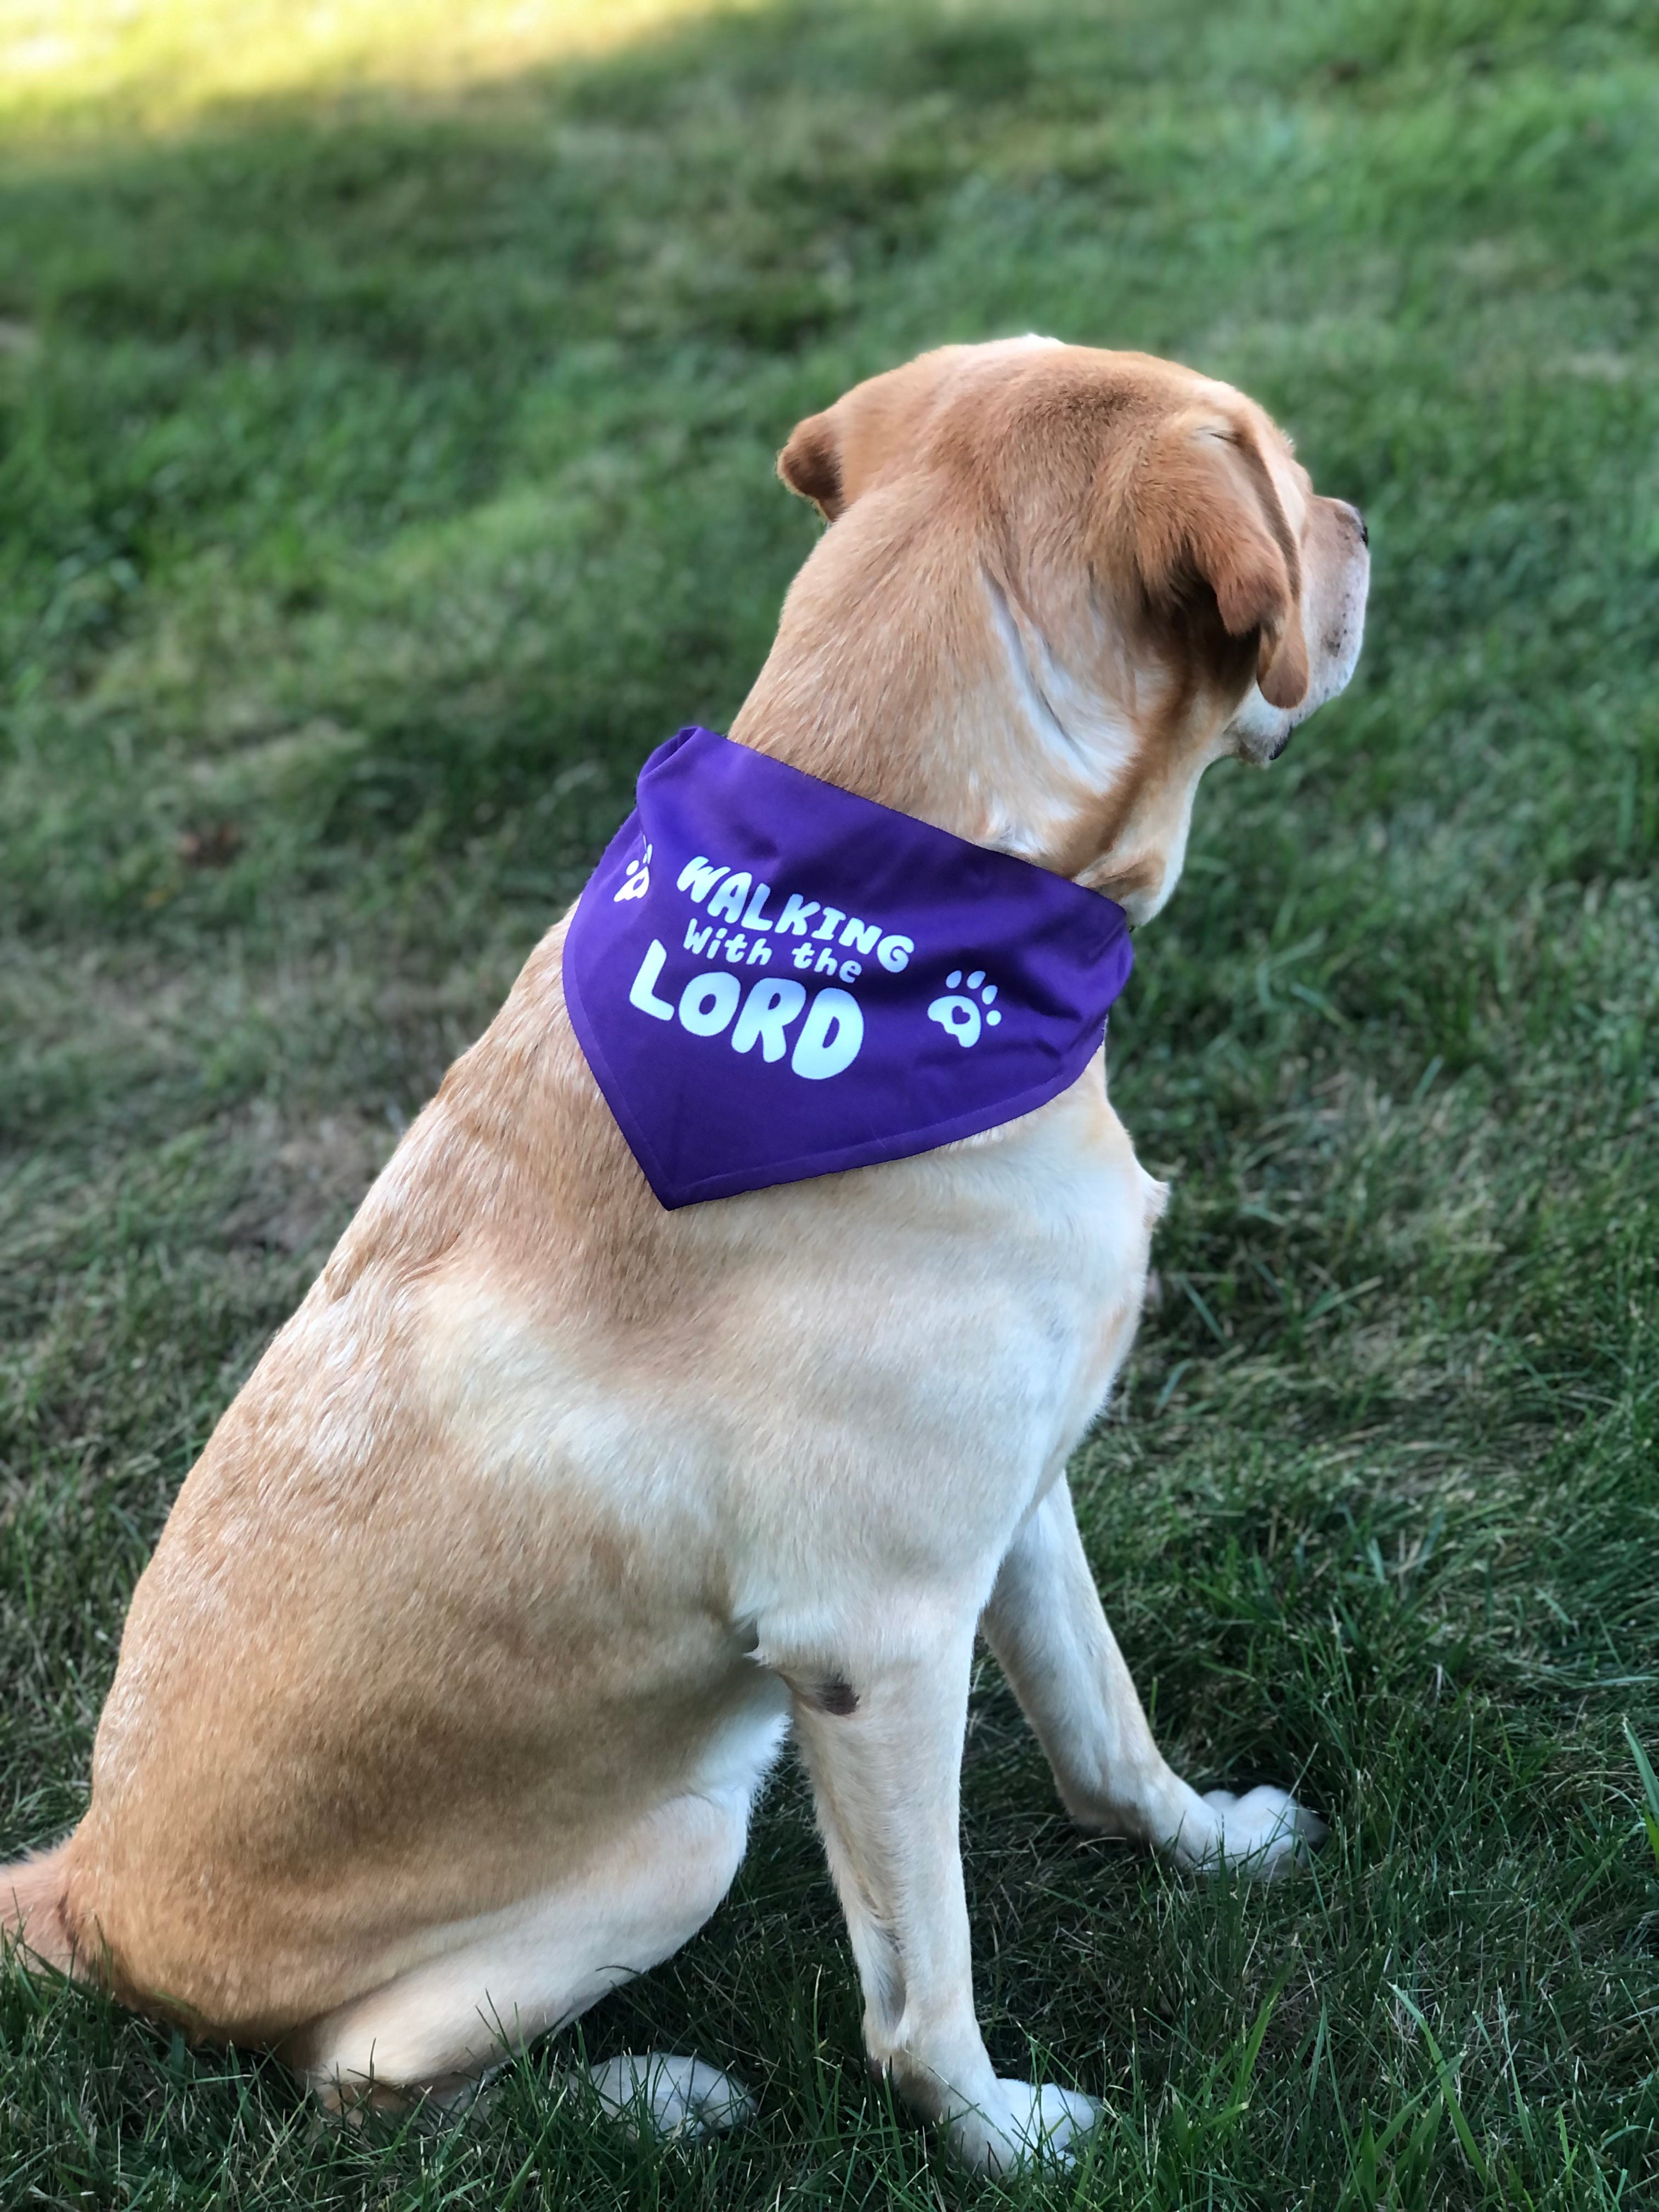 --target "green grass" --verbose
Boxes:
[3,0,1658,2202]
